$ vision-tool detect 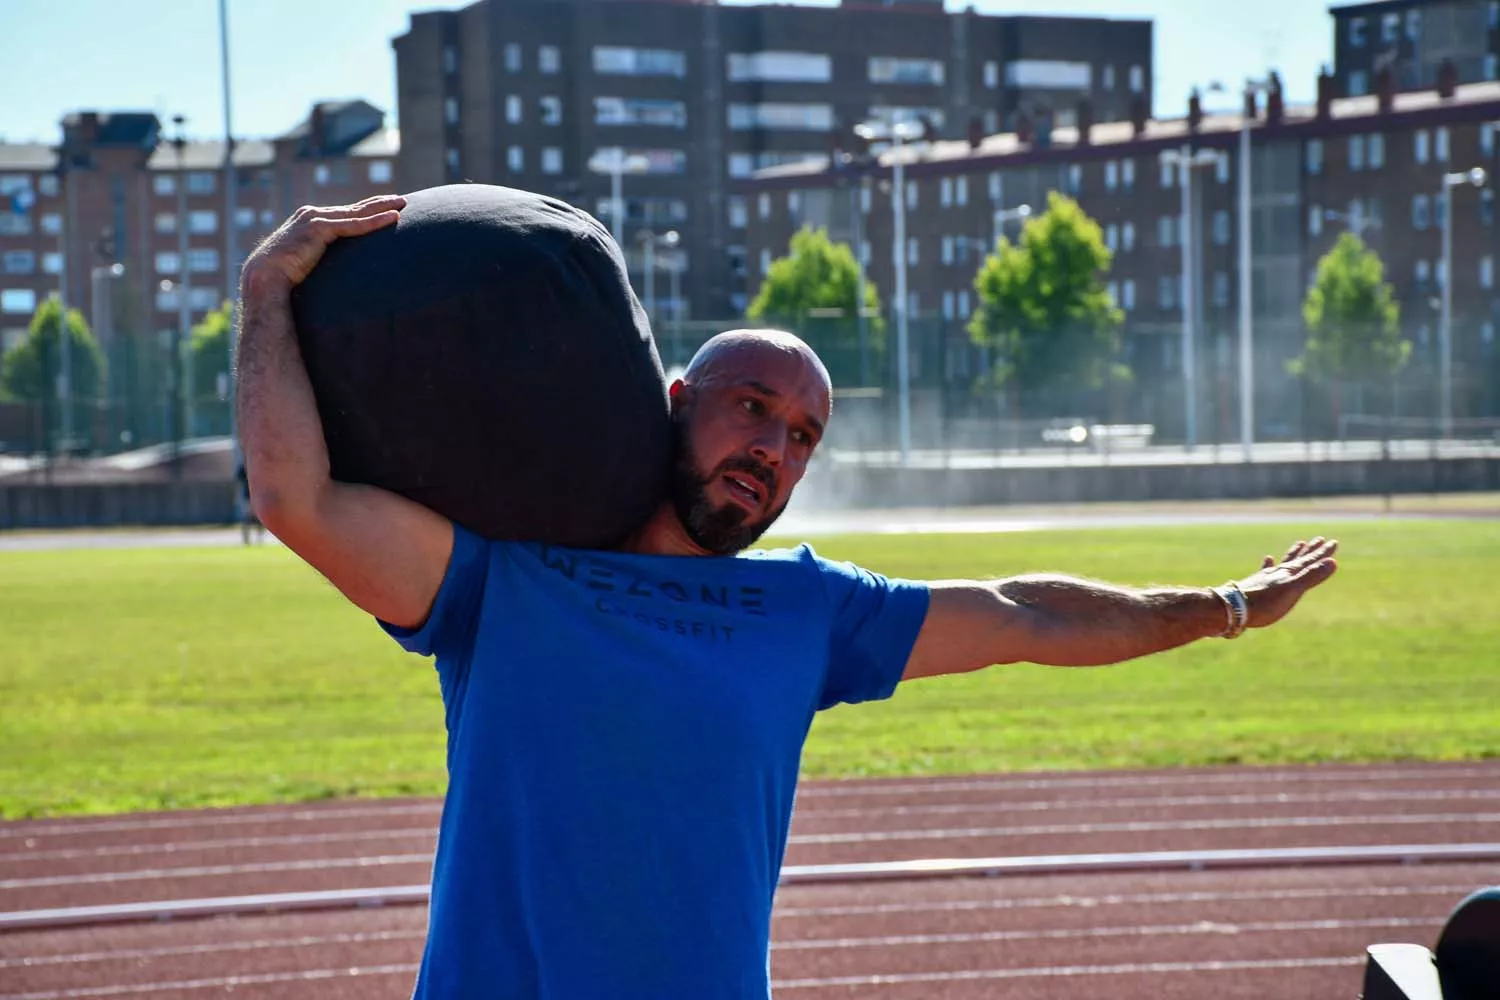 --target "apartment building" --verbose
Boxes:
[1331,0,1500,97]
[391,0,1152,320]
[742,68,1500,439]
